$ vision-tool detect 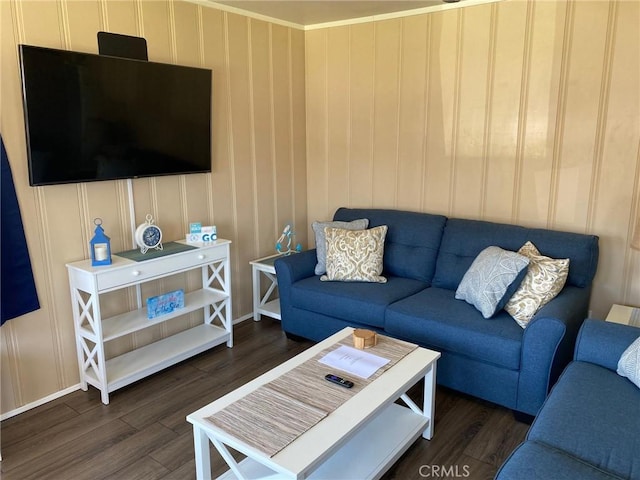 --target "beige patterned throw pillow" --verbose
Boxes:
[505,241,569,328]
[320,226,388,283]
[312,218,369,275]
